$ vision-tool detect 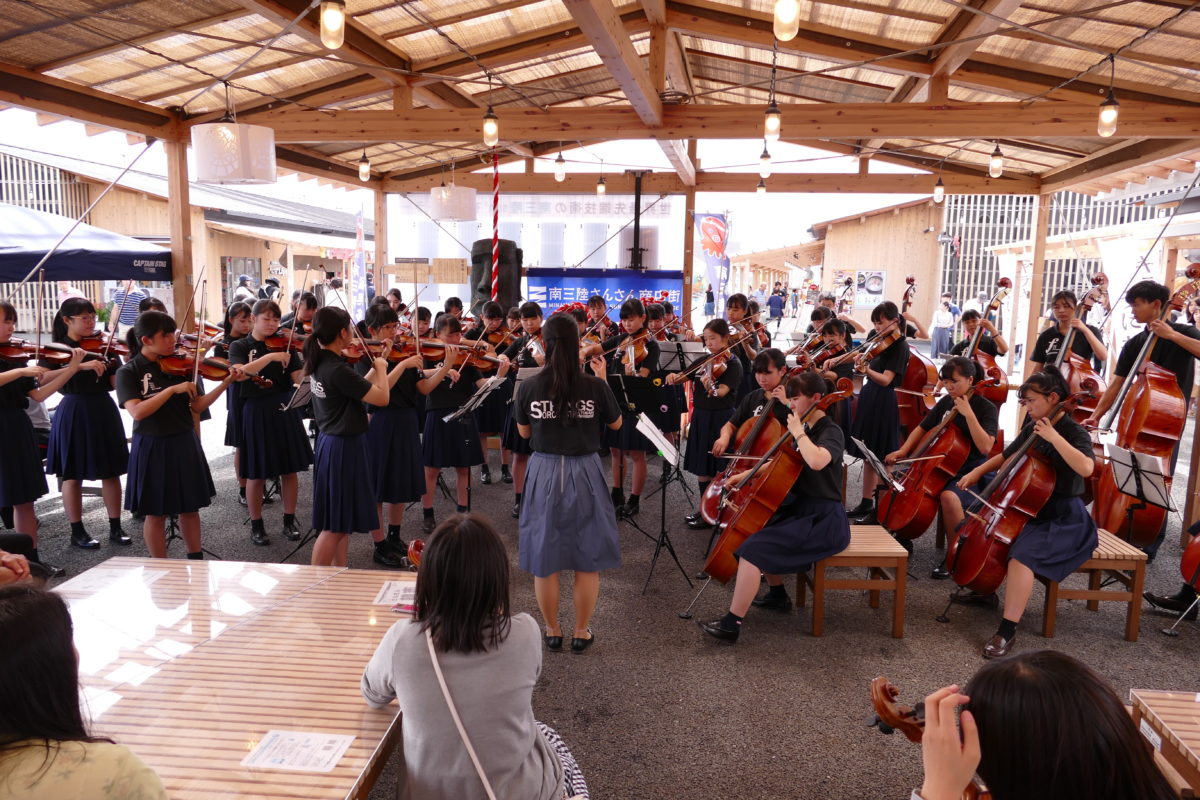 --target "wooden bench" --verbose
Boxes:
[795,525,908,638]
[1037,528,1147,642]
